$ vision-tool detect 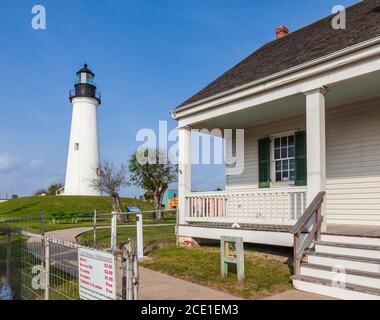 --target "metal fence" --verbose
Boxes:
[0,209,177,300]
[78,210,177,254]
[0,228,79,300]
